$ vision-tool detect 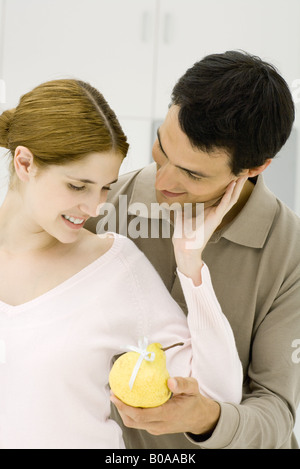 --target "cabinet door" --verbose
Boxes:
[2,0,157,118]
[155,0,300,118]
[154,0,300,212]
[0,0,5,106]
[118,117,153,174]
